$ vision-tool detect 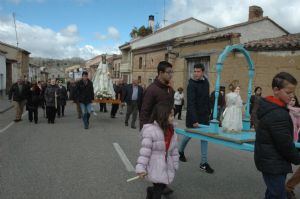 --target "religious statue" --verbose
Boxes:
[92,59,115,99]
